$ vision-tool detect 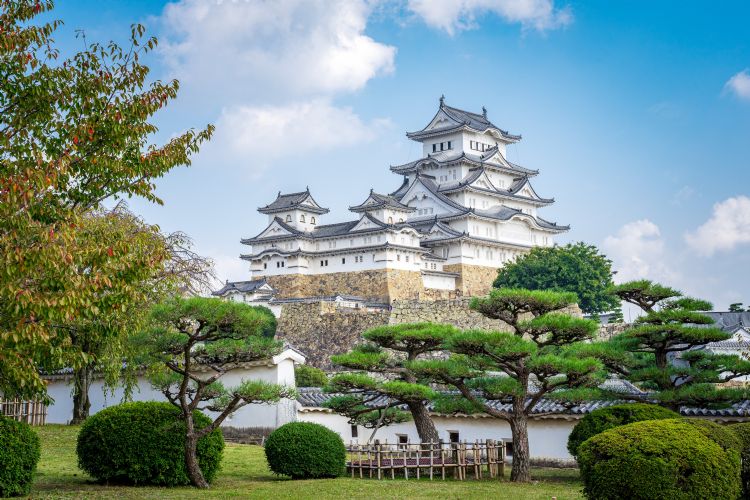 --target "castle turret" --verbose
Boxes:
[258,188,329,232]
